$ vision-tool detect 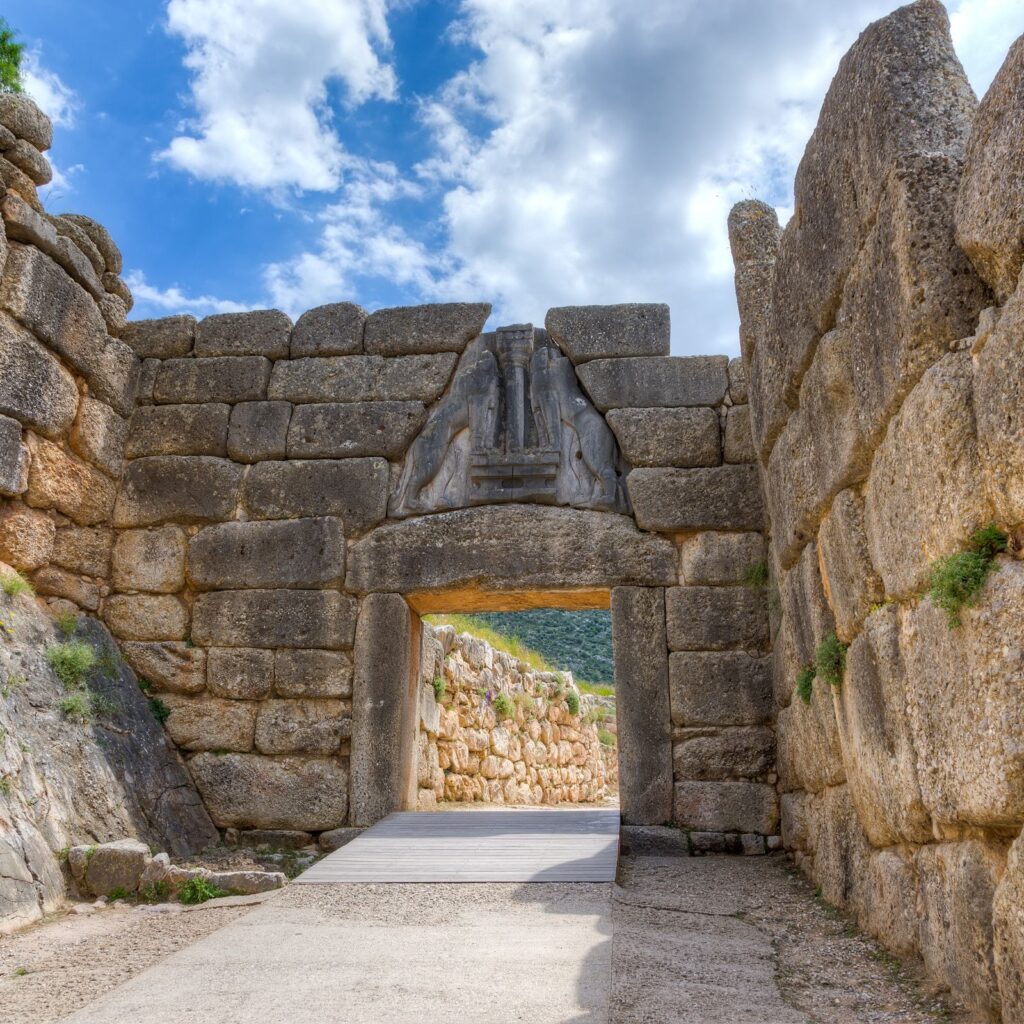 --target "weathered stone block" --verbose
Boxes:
[363,302,490,356]
[50,214,103,274]
[113,456,244,527]
[25,434,116,525]
[268,353,457,404]
[994,830,1024,1024]
[805,784,872,911]
[346,505,676,594]
[255,699,348,755]
[120,641,206,694]
[111,527,186,593]
[68,398,127,477]
[0,94,53,151]
[351,594,411,825]
[103,593,188,641]
[860,848,920,957]
[227,401,290,463]
[678,532,765,587]
[901,558,1024,829]
[188,752,349,830]
[665,586,767,653]
[206,647,273,700]
[241,458,388,535]
[163,697,257,752]
[286,401,425,459]
[121,315,195,359]
[153,356,270,404]
[275,649,353,698]
[577,355,728,410]
[605,407,720,468]
[72,839,149,898]
[611,587,672,825]
[187,518,345,591]
[60,214,122,275]
[628,465,764,532]
[126,403,230,458]
[727,357,748,404]
[6,138,51,186]
[544,304,670,364]
[0,311,79,439]
[733,258,777,369]
[673,780,778,834]
[0,413,27,496]
[723,405,754,463]
[192,590,357,649]
[0,503,54,570]
[0,154,40,211]
[669,652,771,727]
[780,540,836,674]
[747,332,793,465]
[31,566,100,610]
[194,309,291,359]
[727,199,782,268]
[290,302,366,357]
[673,727,774,781]
[775,667,845,795]
[136,358,158,406]
[50,526,111,576]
